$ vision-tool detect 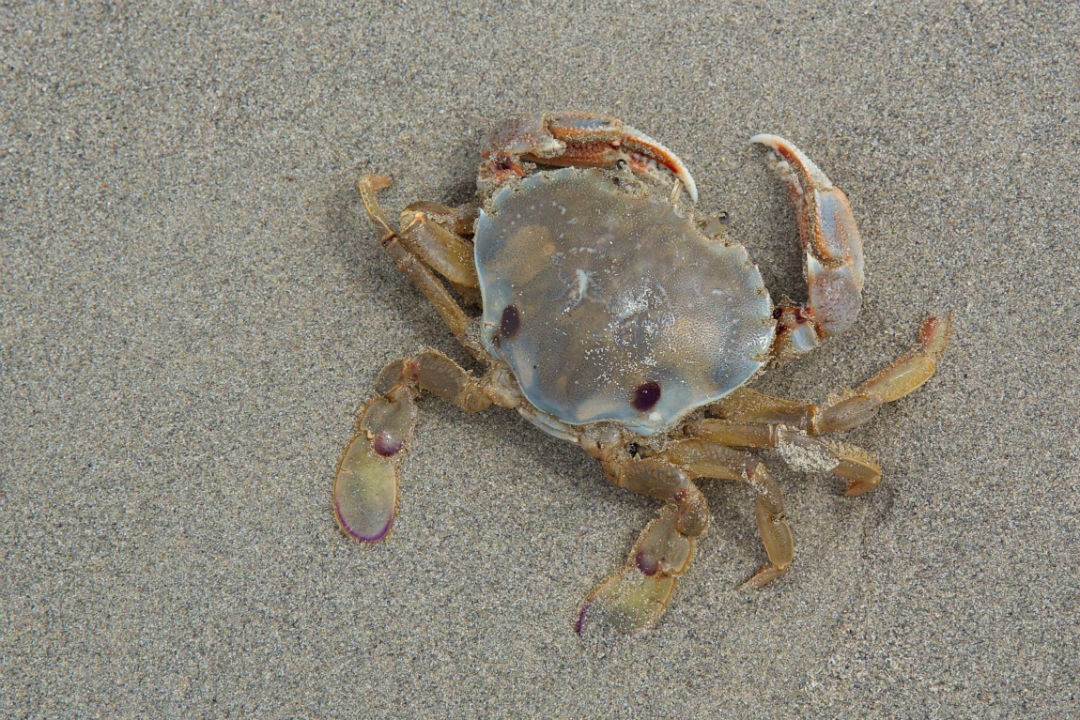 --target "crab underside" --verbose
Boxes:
[334,111,950,639]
